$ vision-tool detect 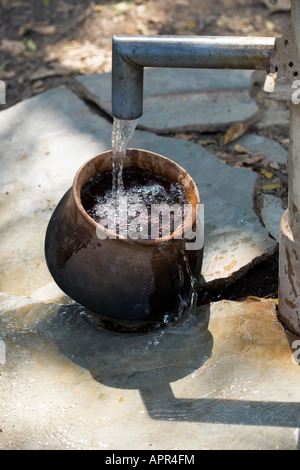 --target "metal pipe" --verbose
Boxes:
[112,35,275,120]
